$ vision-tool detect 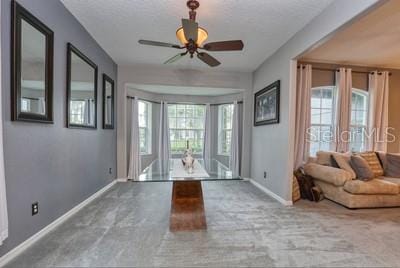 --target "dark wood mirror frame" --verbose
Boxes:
[66,43,98,129]
[102,74,115,129]
[11,1,54,123]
